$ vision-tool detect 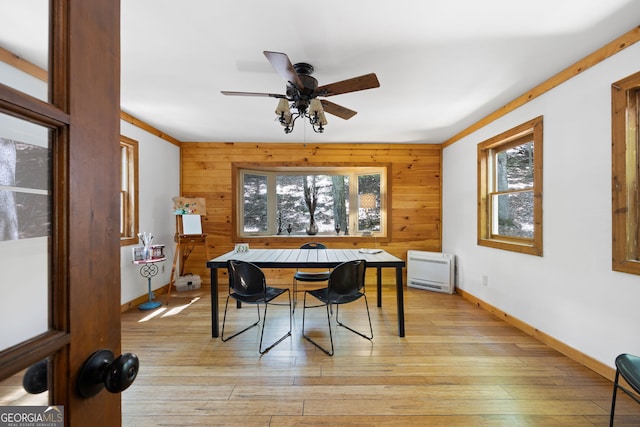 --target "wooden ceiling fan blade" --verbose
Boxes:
[320,99,357,120]
[316,73,380,97]
[263,51,304,89]
[221,91,286,98]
